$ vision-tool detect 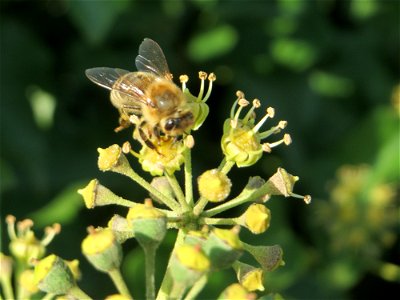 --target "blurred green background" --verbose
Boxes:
[1,0,399,299]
